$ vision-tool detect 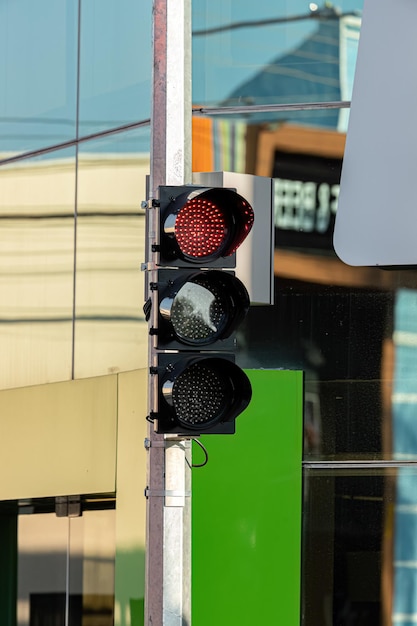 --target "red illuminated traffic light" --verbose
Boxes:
[159,186,254,266]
